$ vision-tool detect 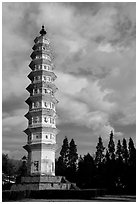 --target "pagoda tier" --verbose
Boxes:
[26,82,58,94]
[25,95,58,105]
[29,57,54,68]
[30,49,54,60]
[23,143,57,155]
[24,26,59,176]
[27,70,57,81]
[24,109,57,119]
[24,126,59,136]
